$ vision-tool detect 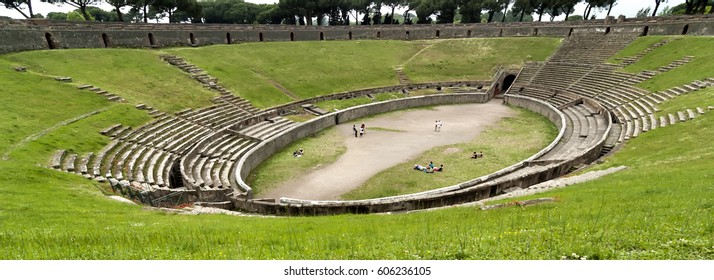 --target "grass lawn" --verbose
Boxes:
[343,107,557,200]
[404,37,562,82]
[246,127,347,195]
[616,36,714,92]
[1,49,217,113]
[654,87,714,118]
